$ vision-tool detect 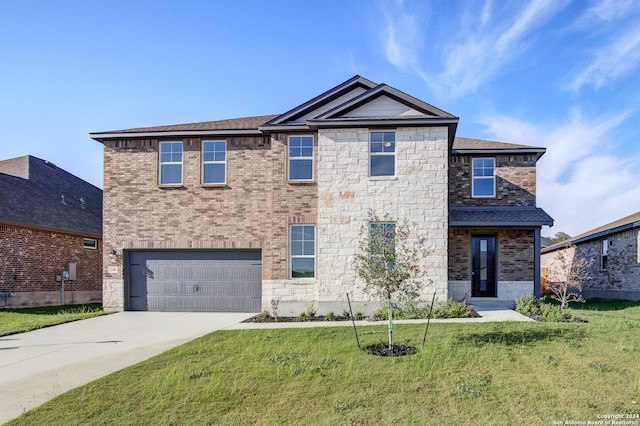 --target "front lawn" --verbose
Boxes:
[0,304,105,336]
[9,301,640,425]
